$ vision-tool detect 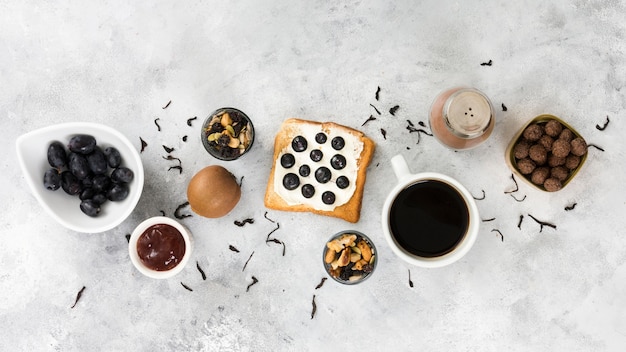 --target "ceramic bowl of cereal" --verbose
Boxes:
[505,114,588,192]
[201,107,254,161]
[323,230,377,285]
